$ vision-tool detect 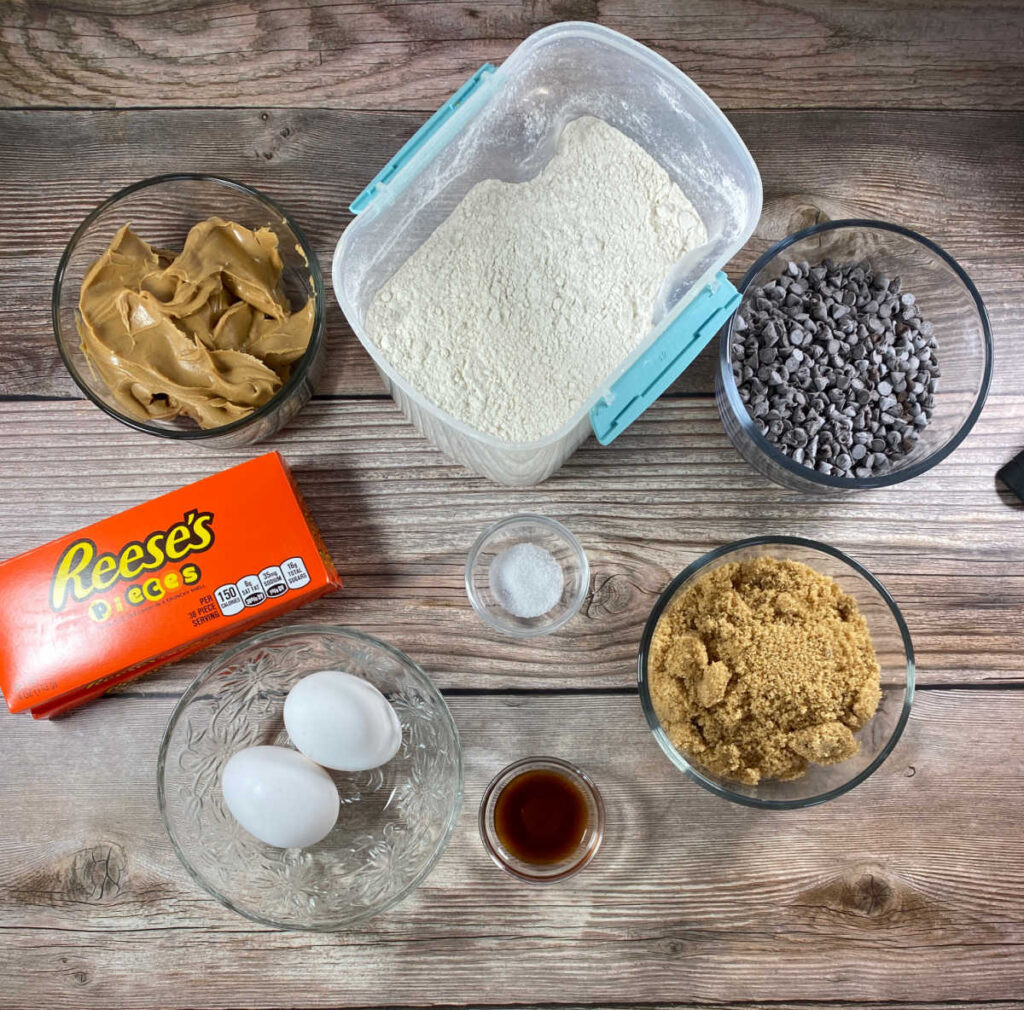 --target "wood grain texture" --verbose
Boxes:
[1,690,1022,1008]
[2,5,1023,1006]
[0,107,1021,399]
[0,396,1021,693]
[2,0,1023,111]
